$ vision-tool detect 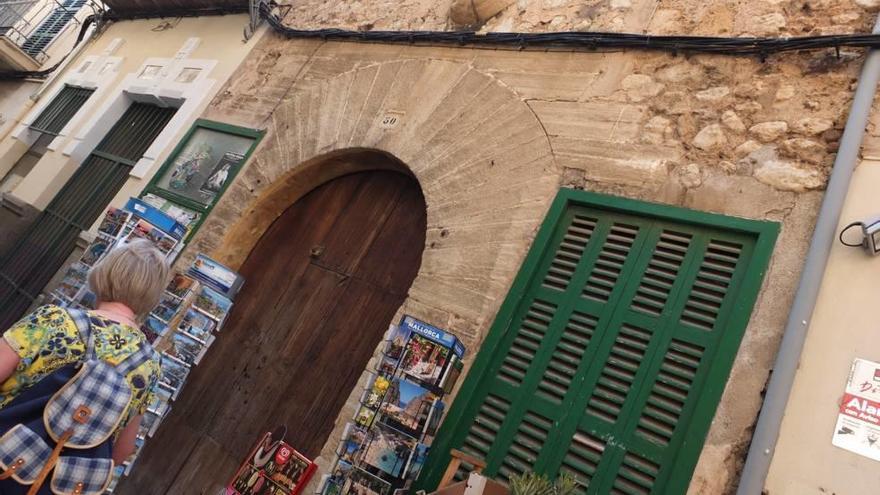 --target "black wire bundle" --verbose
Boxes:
[260,2,880,58]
